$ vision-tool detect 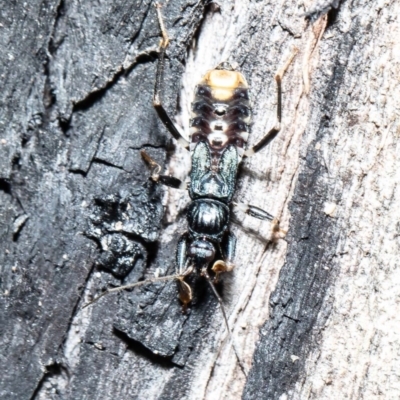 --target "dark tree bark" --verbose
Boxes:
[1,1,399,399]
